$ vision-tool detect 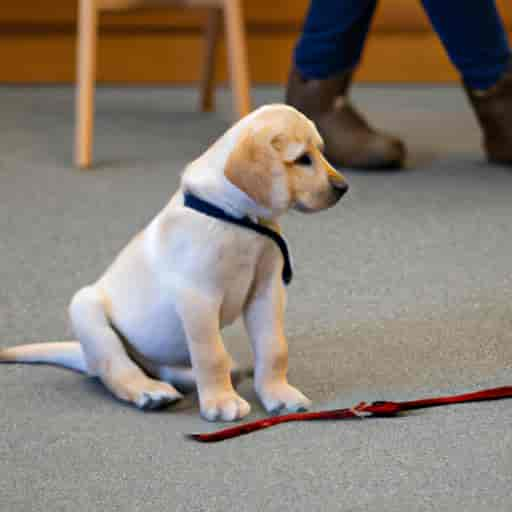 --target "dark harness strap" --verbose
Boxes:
[183,192,293,285]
